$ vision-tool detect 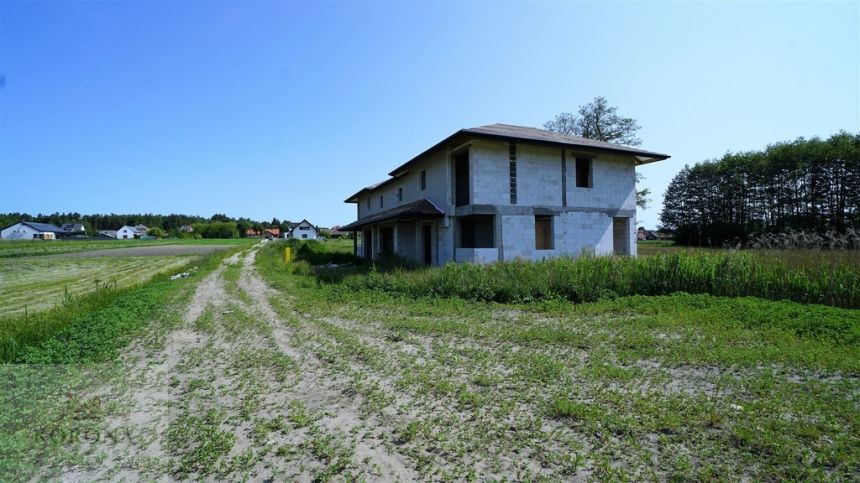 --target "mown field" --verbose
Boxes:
[0,256,195,316]
[0,238,250,259]
[0,240,251,362]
